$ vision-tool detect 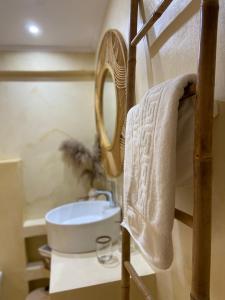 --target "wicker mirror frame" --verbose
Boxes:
[95,30,127,177]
